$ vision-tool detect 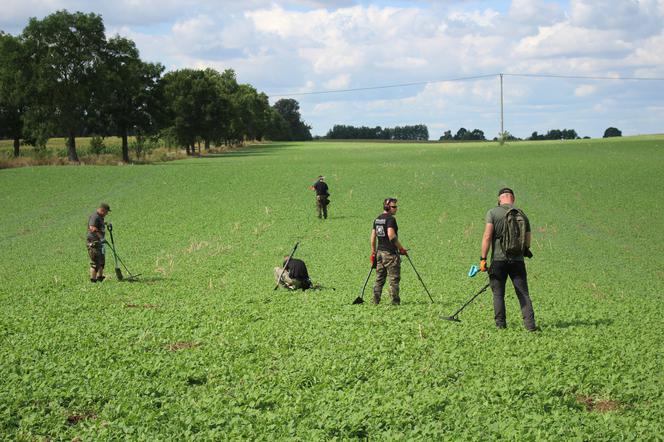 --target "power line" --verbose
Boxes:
[268,72,664,97]
[504,73,664,81]
[268,73,498,97]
